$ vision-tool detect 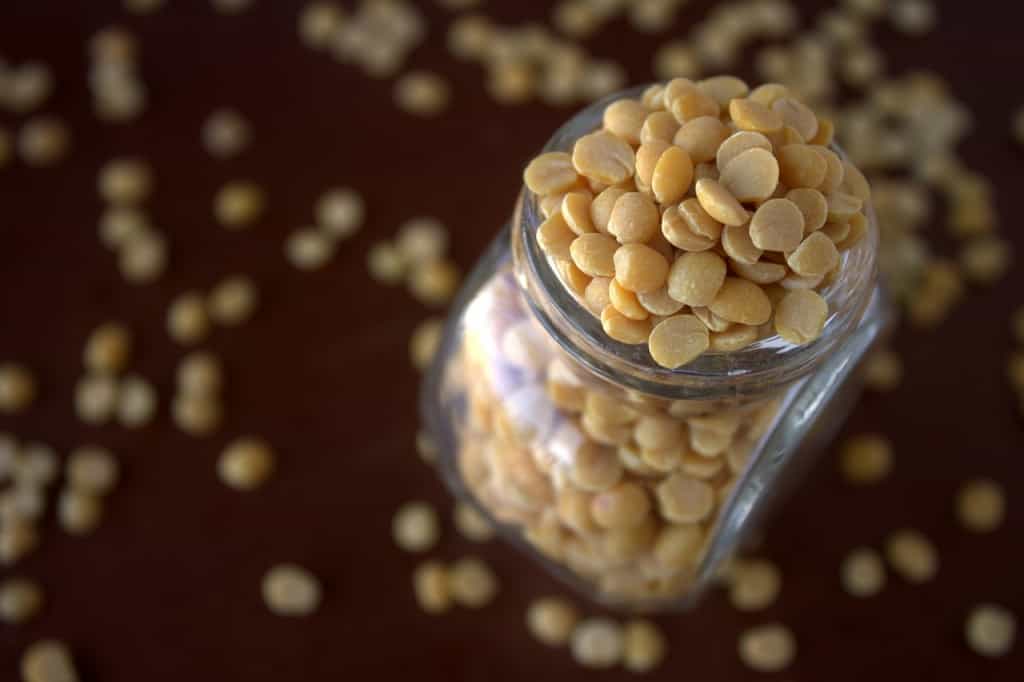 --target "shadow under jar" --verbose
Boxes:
[421,85,892,612]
